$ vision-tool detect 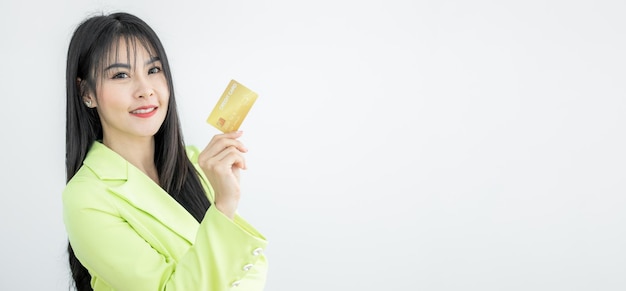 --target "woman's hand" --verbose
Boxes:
[197,131,248,219]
